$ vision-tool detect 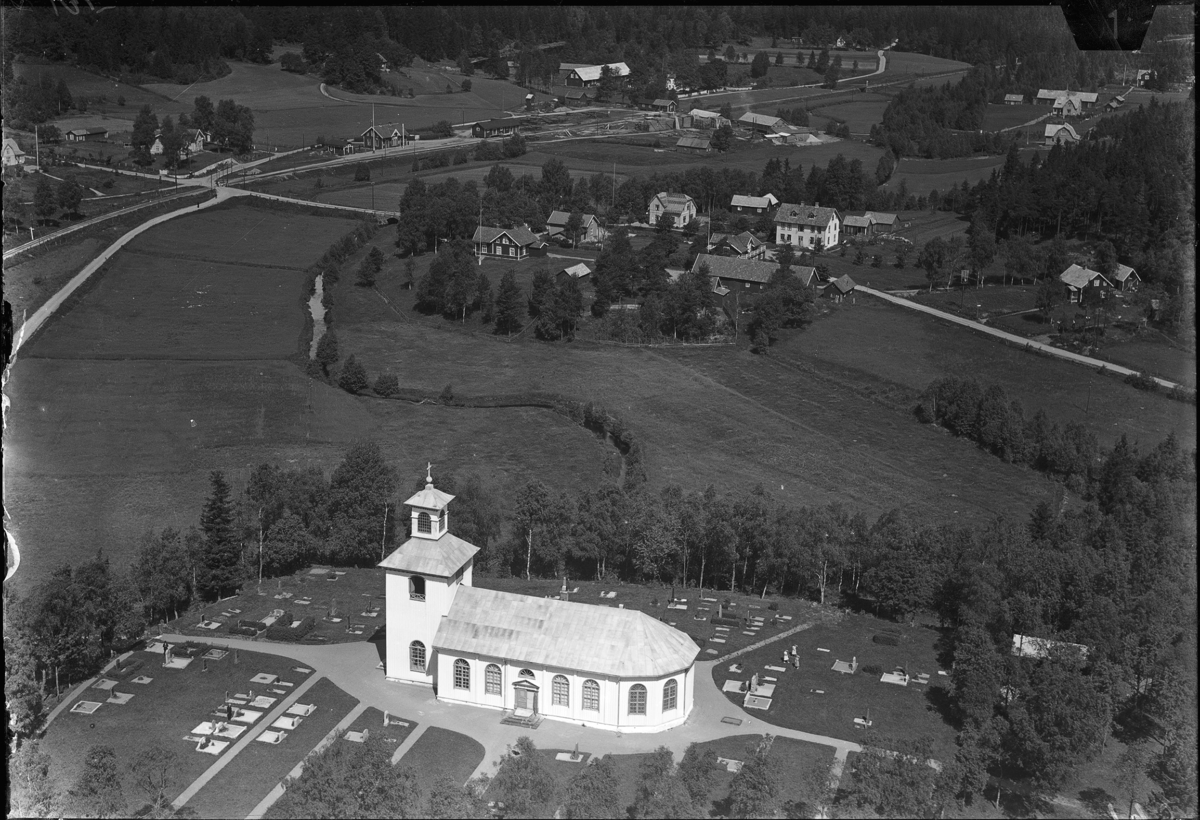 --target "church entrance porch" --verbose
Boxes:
[501,680,543,728]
